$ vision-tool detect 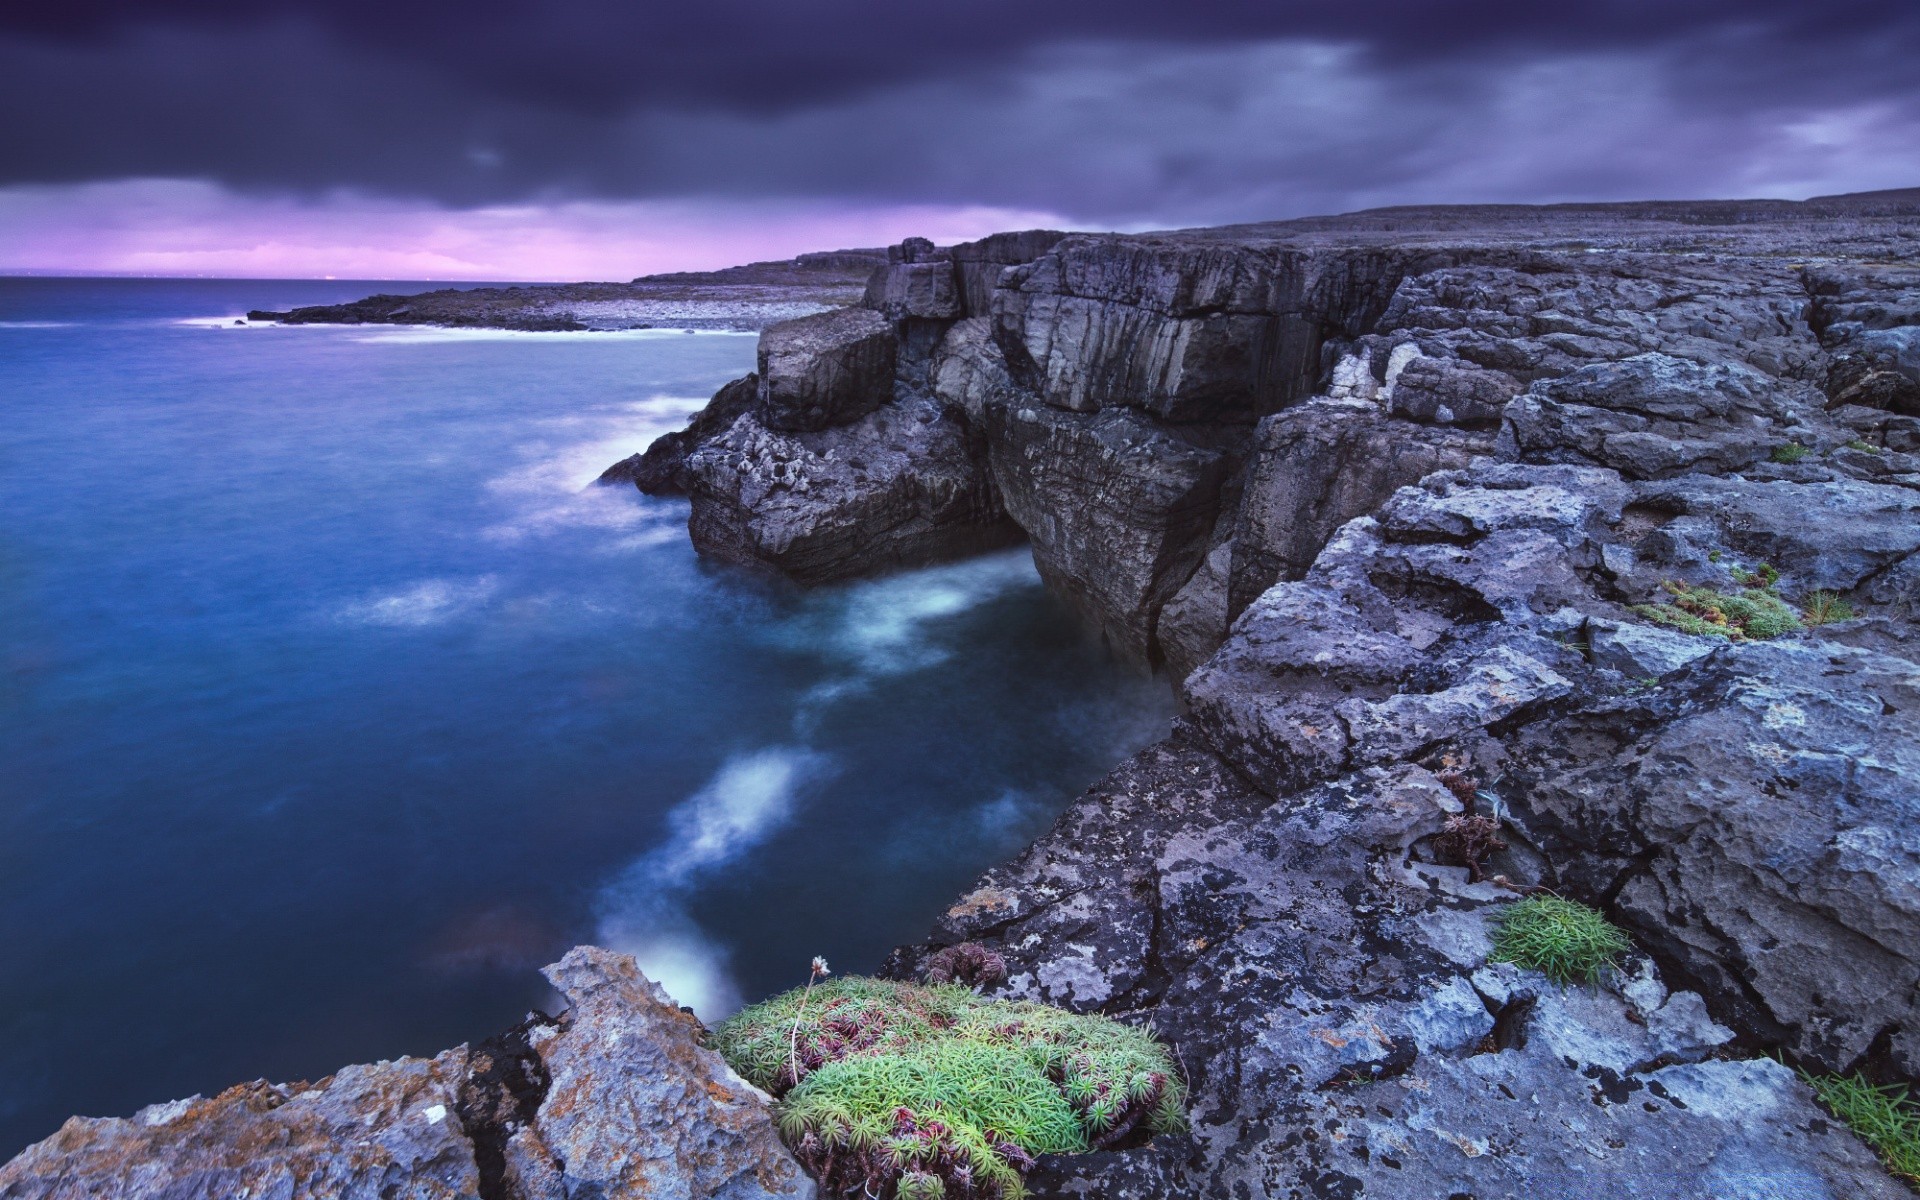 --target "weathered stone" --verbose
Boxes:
[0,1054,483,1199]
[949,229,1069,317]
[1507,641,1920,1077]
[518,947,814,1200]
[1629,474,1920,597]
[901,745,1906,1199]
[1588,616,1718,679]
[984,402,1227,666]
[863,257,961,321]
[756,307,896,433]
[1227,398,1488,614]
[1386,352,1518,426]
[1154,539,1233,681]
[685,395,1018,584]
[601,372,759,495]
